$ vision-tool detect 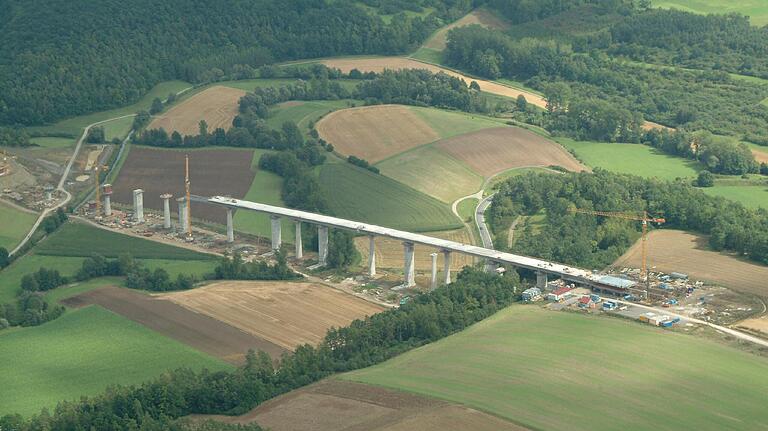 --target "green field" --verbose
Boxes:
[27,81,191,138]
[28,136,75,148]
[35,222,217,260]
[411,106,503,139]
[0,202,37,252]
[266,100,356,134]
[654,0,768,26]
[318,162,461,232]
[233,149,295,242]
[101,116,135,141]
[704,184,768,210]
[456,197,477,222]
[0,305,231,417]
[558,138,702,180]
[377,146,482,203]
[345,306,768,431]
